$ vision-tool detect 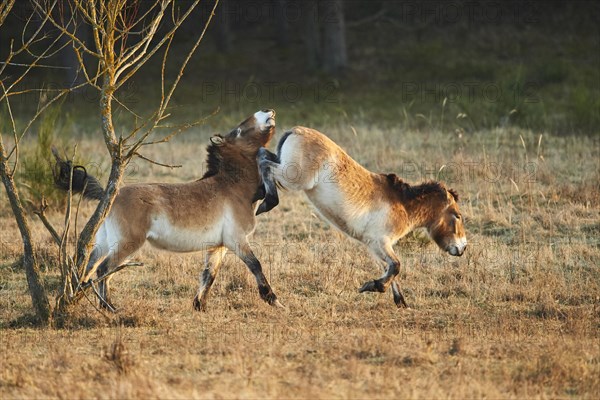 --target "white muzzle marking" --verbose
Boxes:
[448,237,467,256]
[254,110,275,131]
